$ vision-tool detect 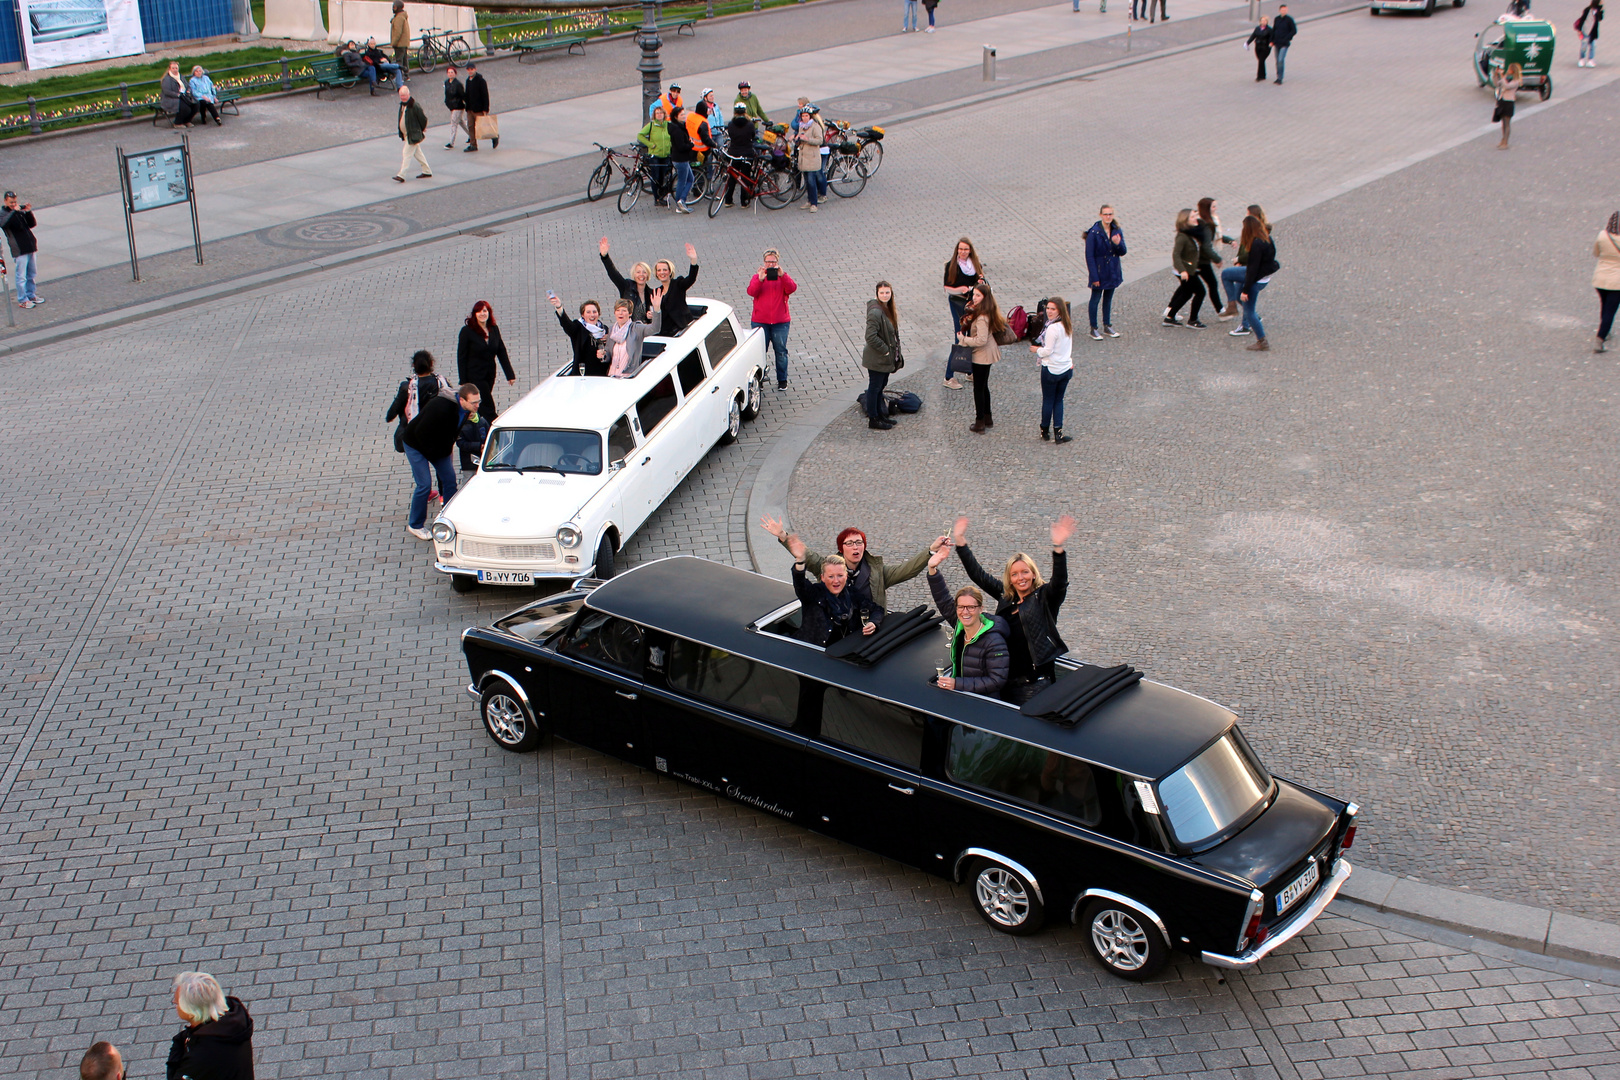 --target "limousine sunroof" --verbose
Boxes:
[1021,664,1143,728]
[824,605,944,666]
